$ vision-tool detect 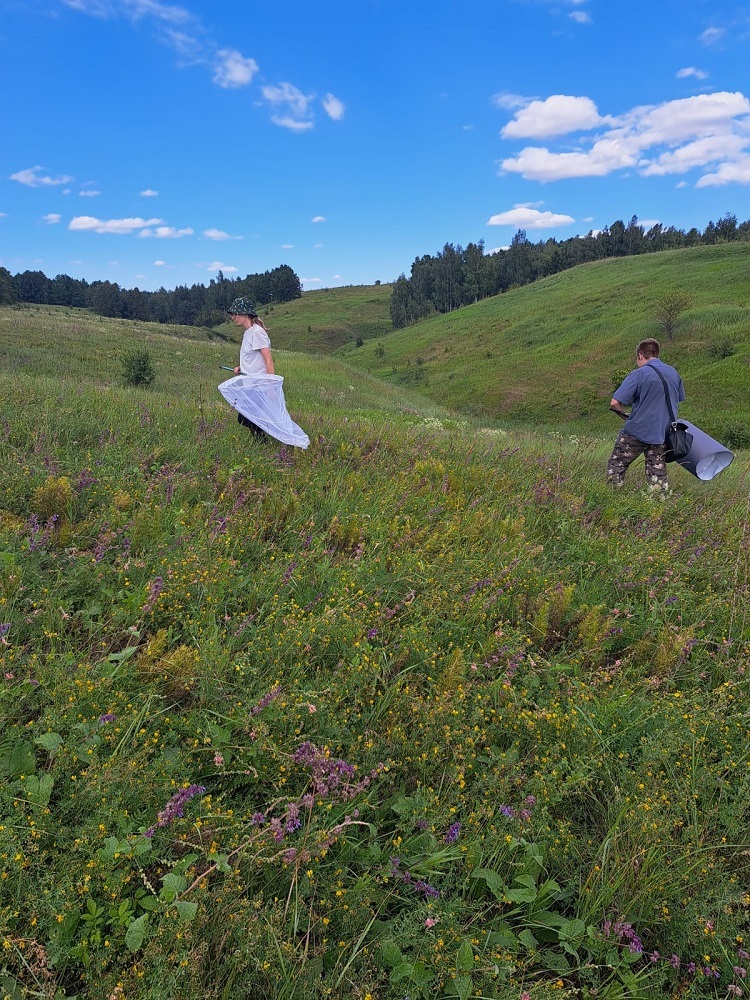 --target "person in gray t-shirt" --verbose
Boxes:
[607,338,685,488]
